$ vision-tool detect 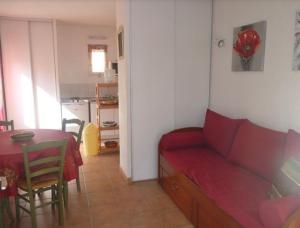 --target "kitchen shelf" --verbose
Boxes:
[97,104,118,109]
[100,135,120,141]
[96,82,118,88]
[96,82,119,154]
[100,126,119,131]
[99,146,119,153]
